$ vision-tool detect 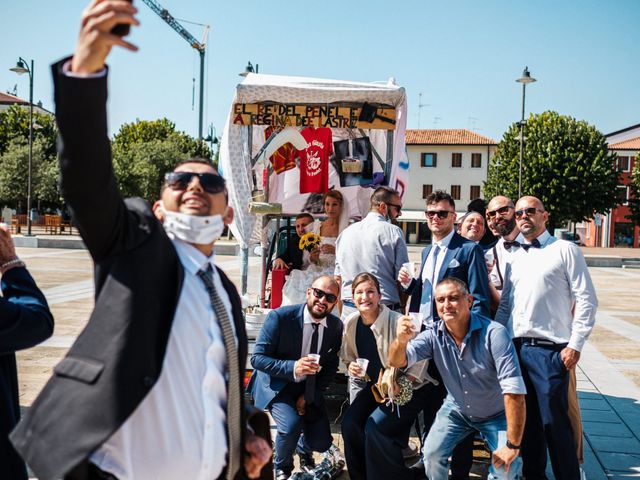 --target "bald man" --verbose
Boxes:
[495,196,597,480]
